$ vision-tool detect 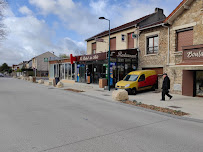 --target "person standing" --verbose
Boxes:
[161,73,173,101]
